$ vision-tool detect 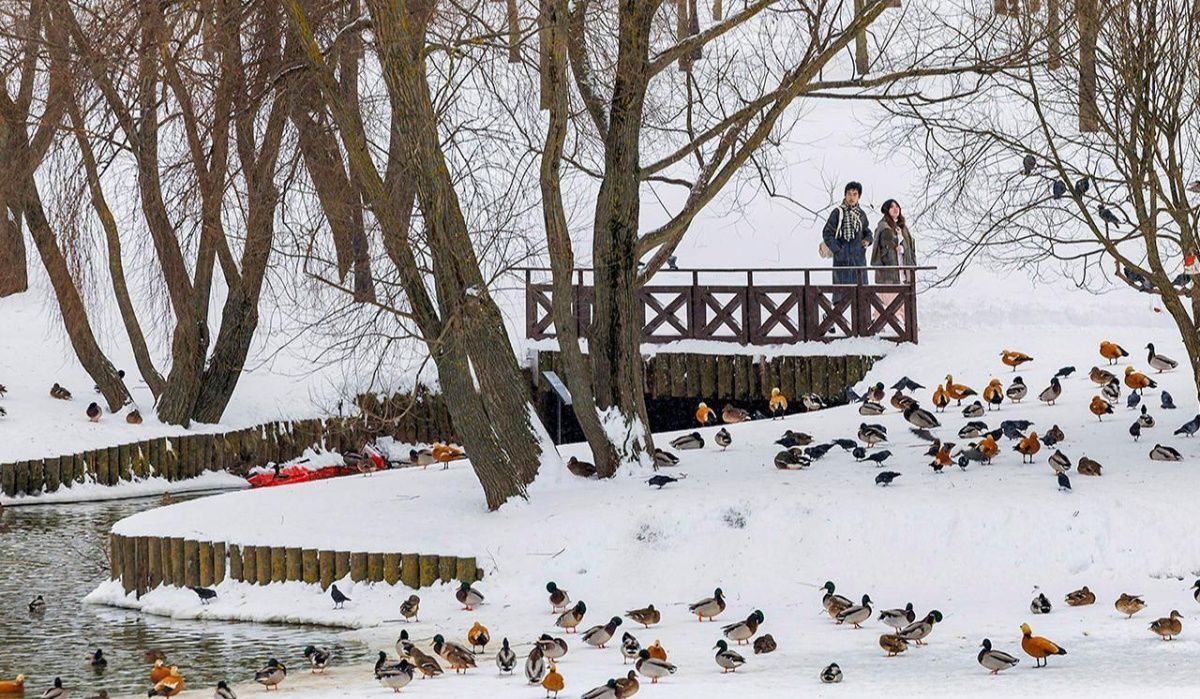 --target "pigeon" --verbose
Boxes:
[852,446,867,462]
[1172,274,1191,288]
[1162,391,1176,409]
[1057,472,1072,491]
[331,584,350,609]
[804,443,834,461]
[1097,205,1121,225]
[1074,177,1090,196]
[1022,154,1037,175]
[875,471,901,486]
[1000,421,1030,440]
[1123,267,1154,292]
[864,450,892,466]
[832,438,859,451]
[1052,180,1067,199]
[1173,414,1200,437]
[647,474,679,489]
[845,387,862,402]
[891,376,925,391]
[1127,392,1141,409]
[191,586,217,604]
[1130,422,1141,441]
[667,255,678,270]
[909,427,937,443]
[1054,366,1076,378]
[956,455,971,471]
